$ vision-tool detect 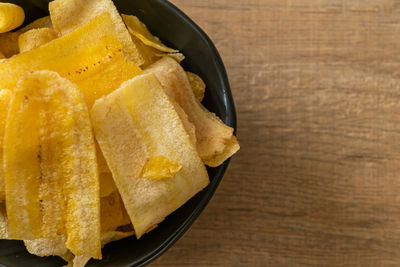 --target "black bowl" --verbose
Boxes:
[0,0,237,266]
